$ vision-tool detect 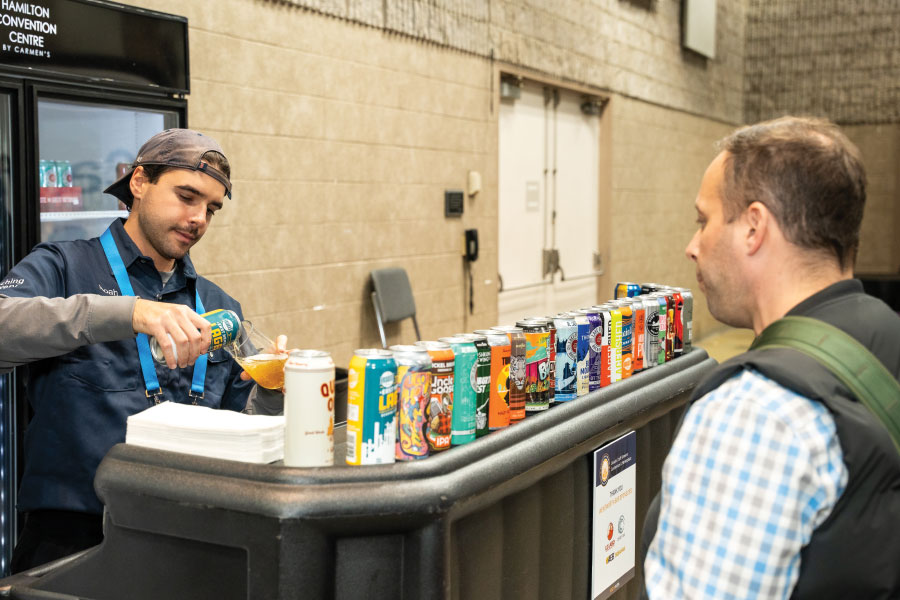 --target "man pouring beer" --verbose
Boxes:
[0,129,286,572]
